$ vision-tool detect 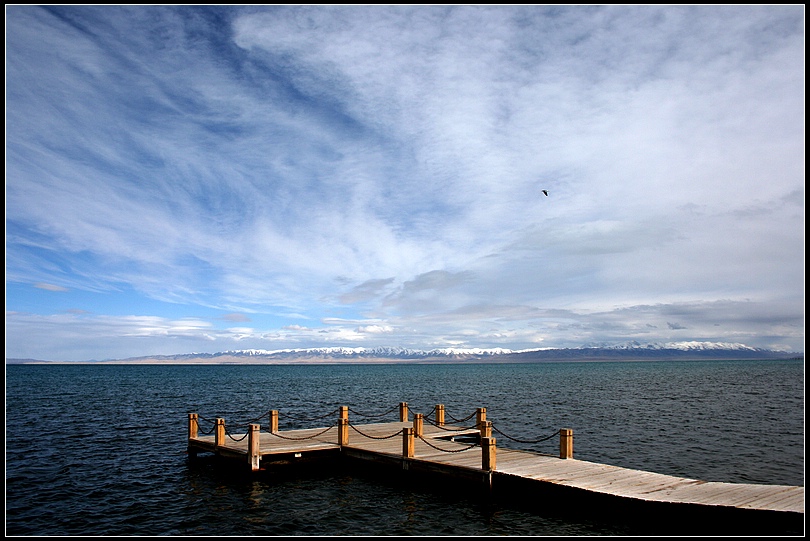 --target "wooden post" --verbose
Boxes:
[435,404,445,426]
[338,417,349,446]
[337,405,349,445]
[215,418,225,447]
[402,427,414,458]
[476,408,487,435]
[248,423,261,471]
[269,410,278,433]
[188,413,198,440]
[560,428,573,459]
[482,436,496,471]
[399,402,409,422]
[413,413,423,438]
[481,420,492,438]
[187,413,199,459]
